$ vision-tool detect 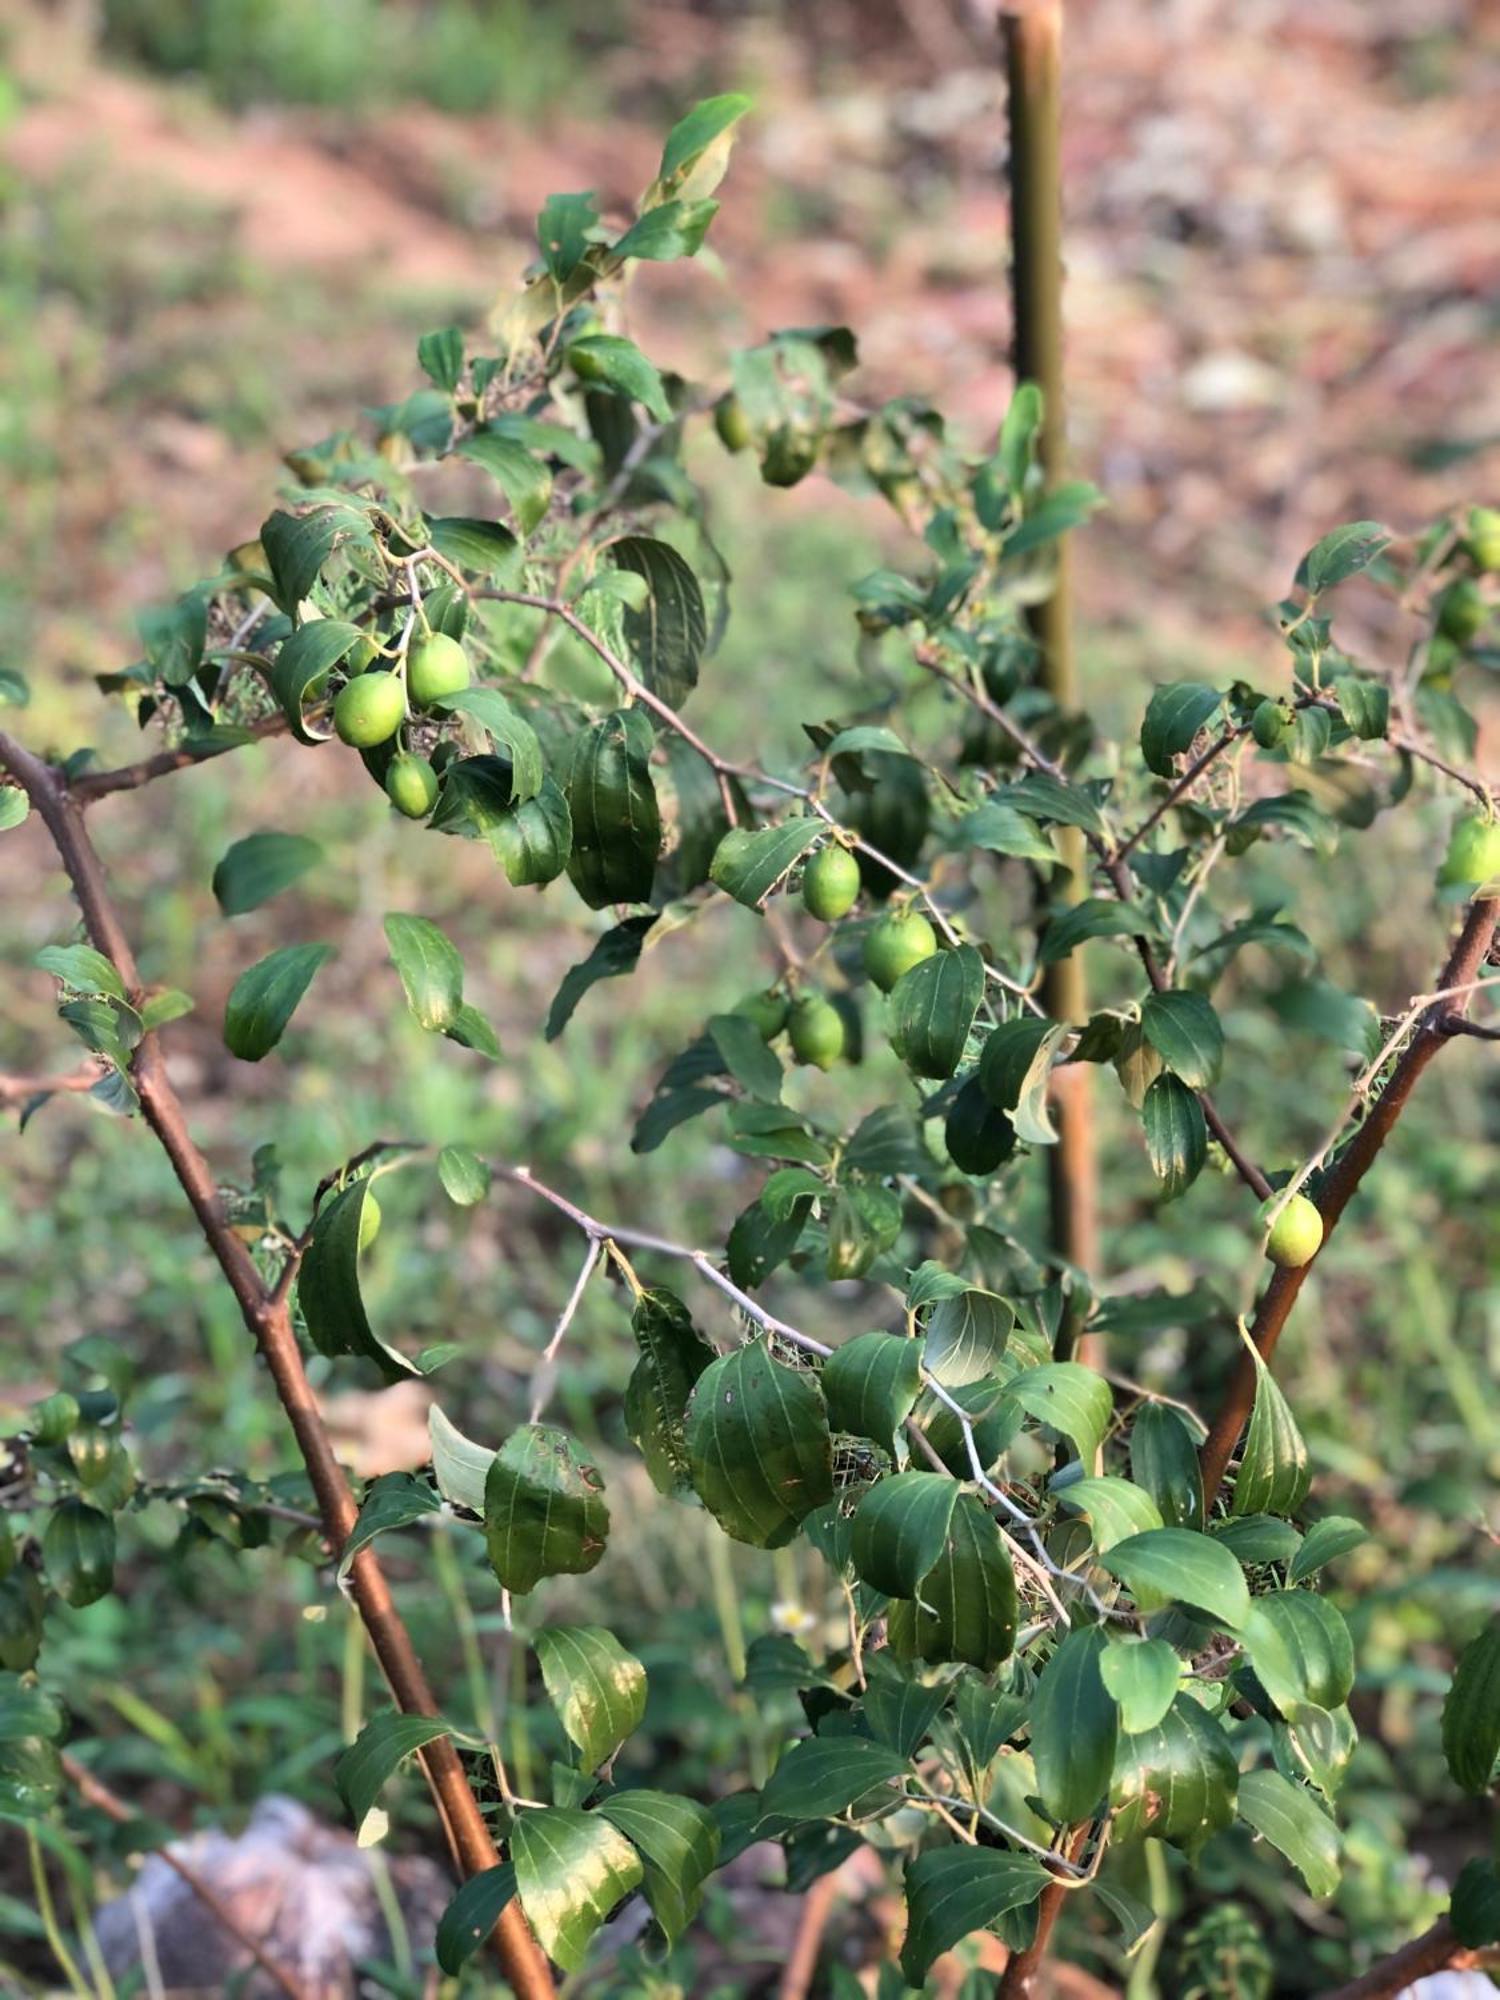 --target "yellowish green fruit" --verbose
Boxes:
[802,844,861,922]
[333,672,405,748]
[761,427,818,489]
[1264,1192,1322,1269]
[733,989,789,1040]
[788,994,846,1070]
[864,908,939,992]
[406,632,471,707]
[385,753,439,820]
[358,1190,382,1252]
[1464,506,1500,572]
[1439,812,1500,889]
[1437,578,1487,646]
[1251,698,1291,749]
[714,393,752,452]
